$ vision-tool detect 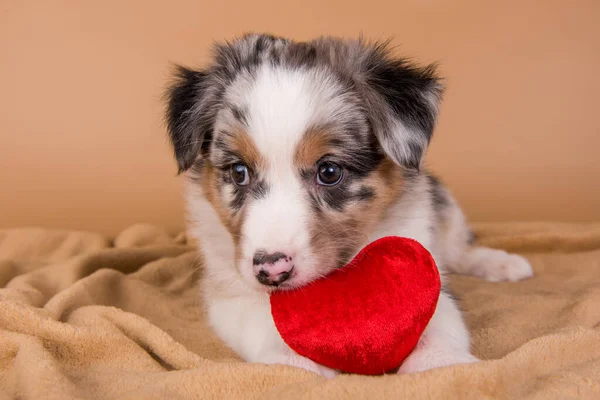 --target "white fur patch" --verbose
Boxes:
[225,64,360,289]
[237,66,318,288]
